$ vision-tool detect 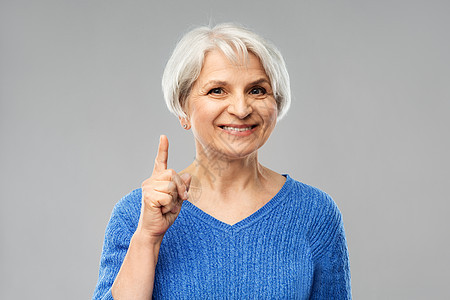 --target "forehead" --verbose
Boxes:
[197,49,269,81]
